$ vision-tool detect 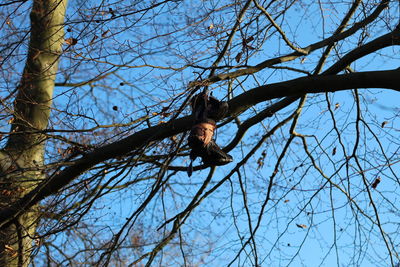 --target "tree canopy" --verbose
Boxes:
[0,0,399,266]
